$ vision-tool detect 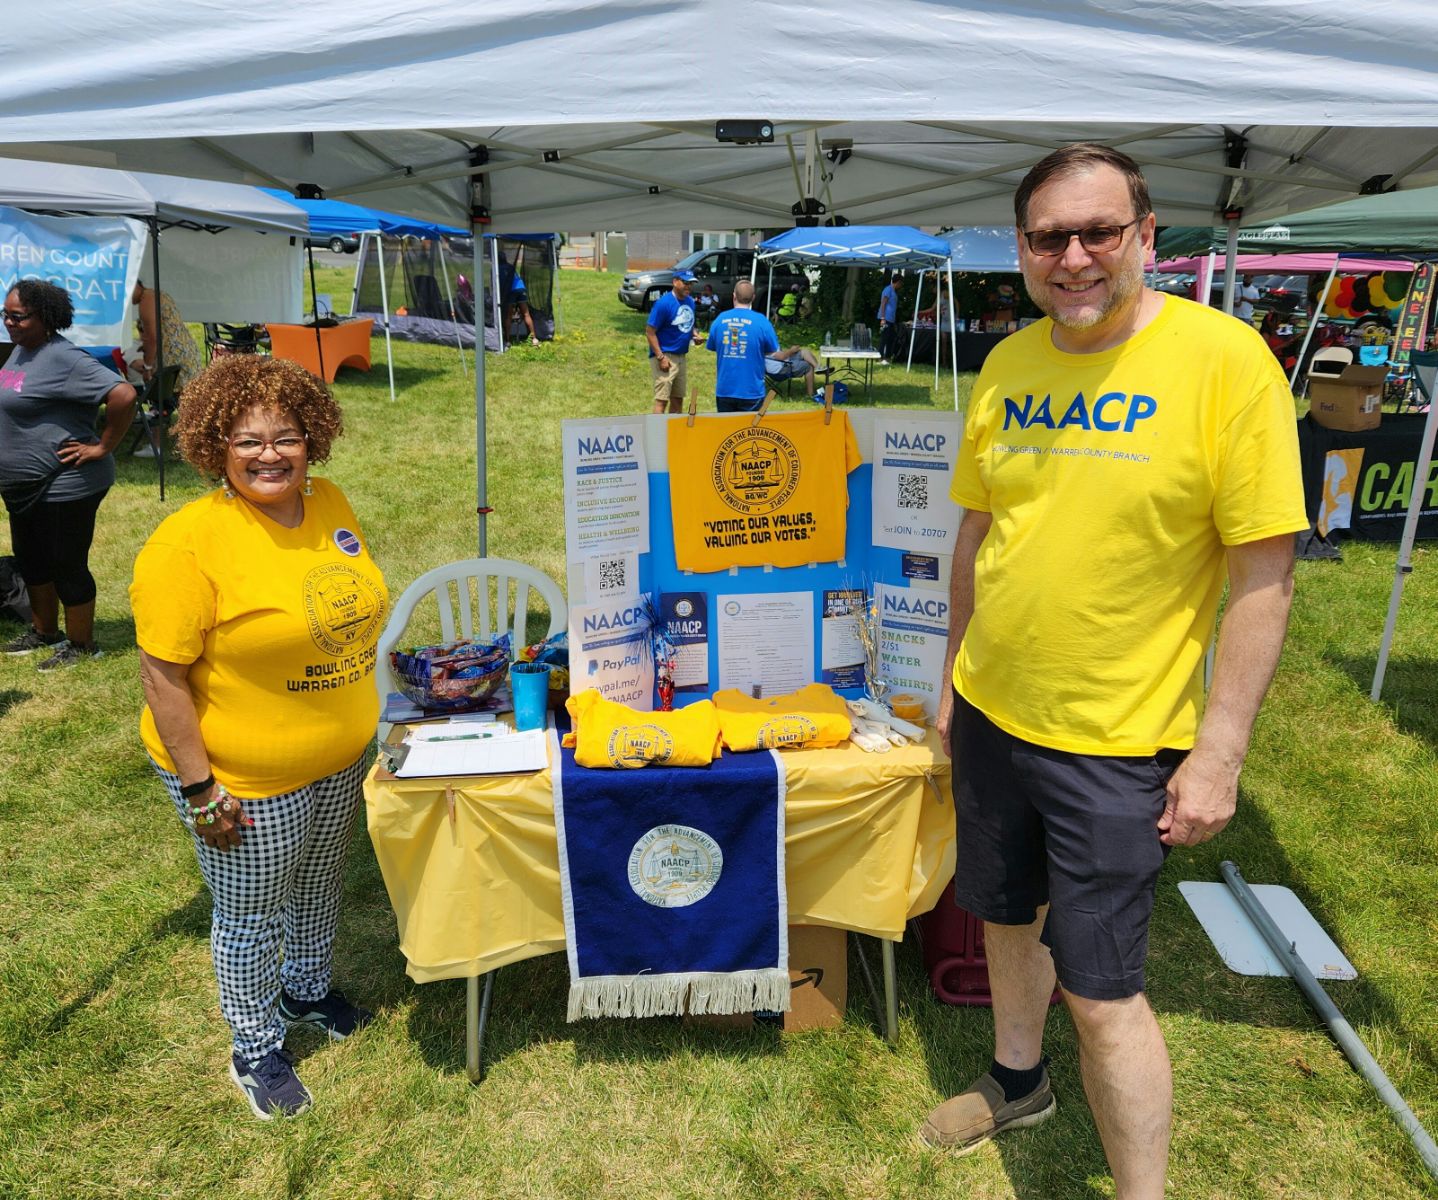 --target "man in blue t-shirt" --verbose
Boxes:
[645,269,699,414]
[877,271,902,362]
[705,280,780,413]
